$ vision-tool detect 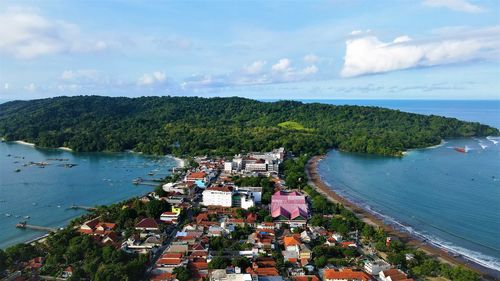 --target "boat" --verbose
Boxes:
[454,147,467,153]
[14,169,21,172]
[24,216,30,219]
[5,213,11,217]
